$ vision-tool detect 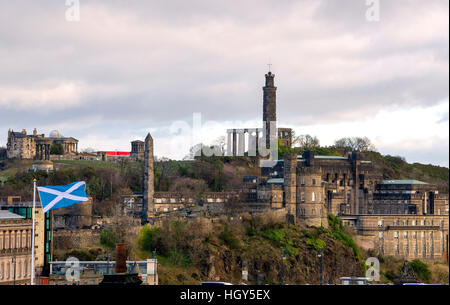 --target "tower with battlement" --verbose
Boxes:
[263,71,277,149]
